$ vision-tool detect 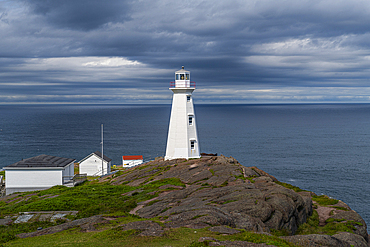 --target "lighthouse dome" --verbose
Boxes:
[175,66,190,74]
